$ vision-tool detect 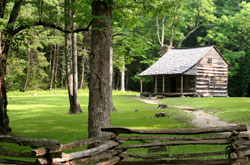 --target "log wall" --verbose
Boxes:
[195,48,228,97]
